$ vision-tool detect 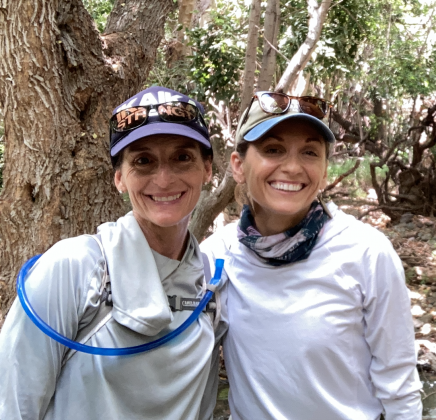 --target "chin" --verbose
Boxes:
[152,212,191,228]
[151,218,183,228]
[268,204,309,217]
